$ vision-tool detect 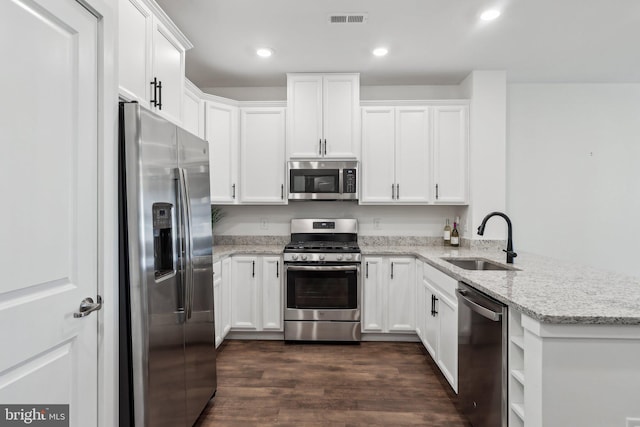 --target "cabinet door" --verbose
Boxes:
[395,107,431,203]
[415,260,425,339]
[206,101,238,203]
[437,292,458,392]
[362,257,384,332]
[230,256,259,330]
[221,257,232,338]
[261,256,282,331]
[286,74,323,158]
[213,262,223,347]
[183,84,204,138]
[361,107,396,204]
[422,280,439,359]
[322,74,360,158]
[433,106,468,204]
[387,258,416,332]
[239,108,286,204]
[118,0,152,106]
[151,18,185,124]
